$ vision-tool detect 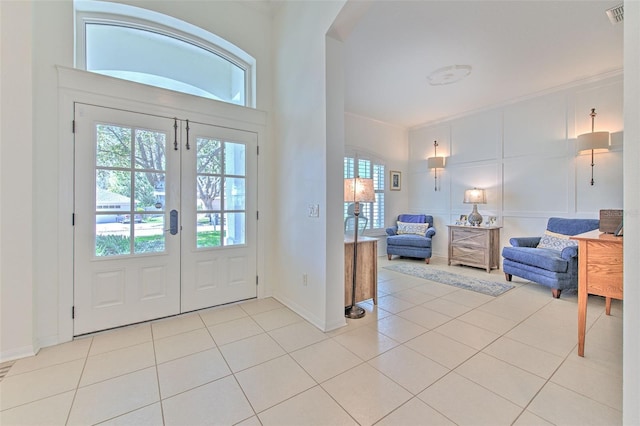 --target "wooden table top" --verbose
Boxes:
[570,229,623,243]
